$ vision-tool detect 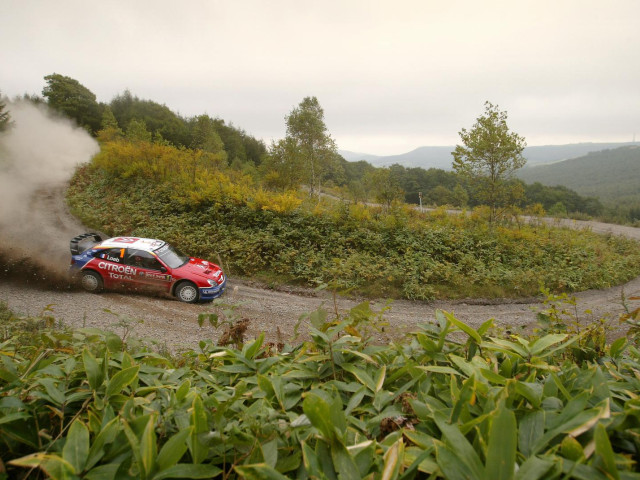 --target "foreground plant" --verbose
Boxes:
[1,300,640,479]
